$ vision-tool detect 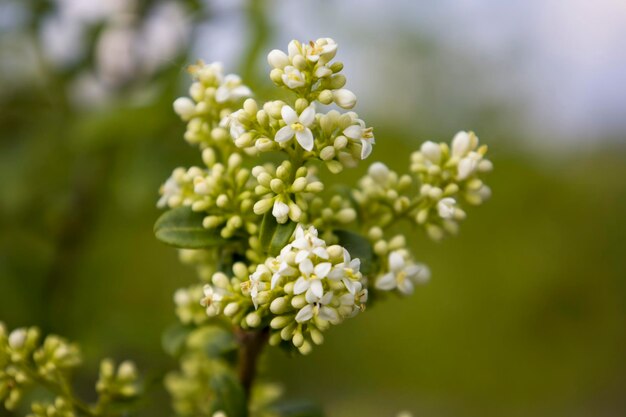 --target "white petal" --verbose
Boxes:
[295,129,314,151]
[299,258,314,275]
[350,258,361,271]
[231,85,252,99]
[295,249,310,264]
[271,272,281,289]
[275,126,294,143]
[319,306,339,323]
[287,40,300,58]
[310,279,324,298]
[457,158,477,180]
[314,262,332,279]
[312,247,329,259]
[327,268,345,281]
[299,105,316,126]
[452,131,471,157]
[342,278,358,295]
[361,139,373,159]
[398,277,415,295]
[214,86,229,103]
[293,277,310,295]
[305,288,318,304]
[388,251,405,272]
[375,273,397,291]
[295,305,314,323]
[321,291,334,304]
[343,125,362,140]
[281,105,298,124]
